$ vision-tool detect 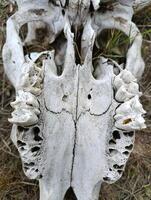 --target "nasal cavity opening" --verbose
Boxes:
[92,28,130,76]
[64,187,77,200]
